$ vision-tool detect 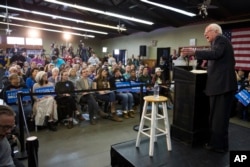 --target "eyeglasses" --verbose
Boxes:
[0,124,16,131]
